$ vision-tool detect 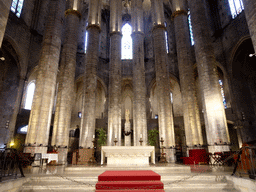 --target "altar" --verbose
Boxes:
[101,146,155,166]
